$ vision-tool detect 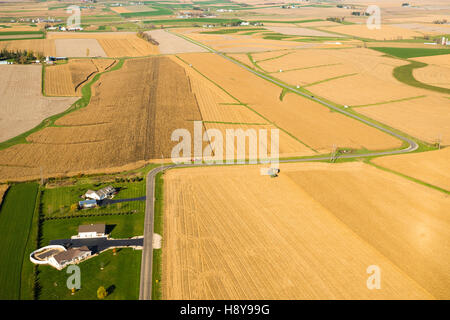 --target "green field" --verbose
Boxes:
[151,172,164,300]
[41,180,145,219]
[201,27,265,34]
[0,31,43,36]
[40,213,144,250]
[37,248,141,300]
[0,183,38,299]
[143,17,242,25]
[35,177,148,300]
[370,47,450,59]
[393,60,450,94]
[119,5,172,18]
